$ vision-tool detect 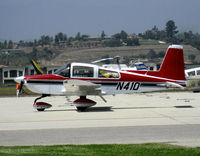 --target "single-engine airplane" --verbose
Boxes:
[15,45,186,111]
